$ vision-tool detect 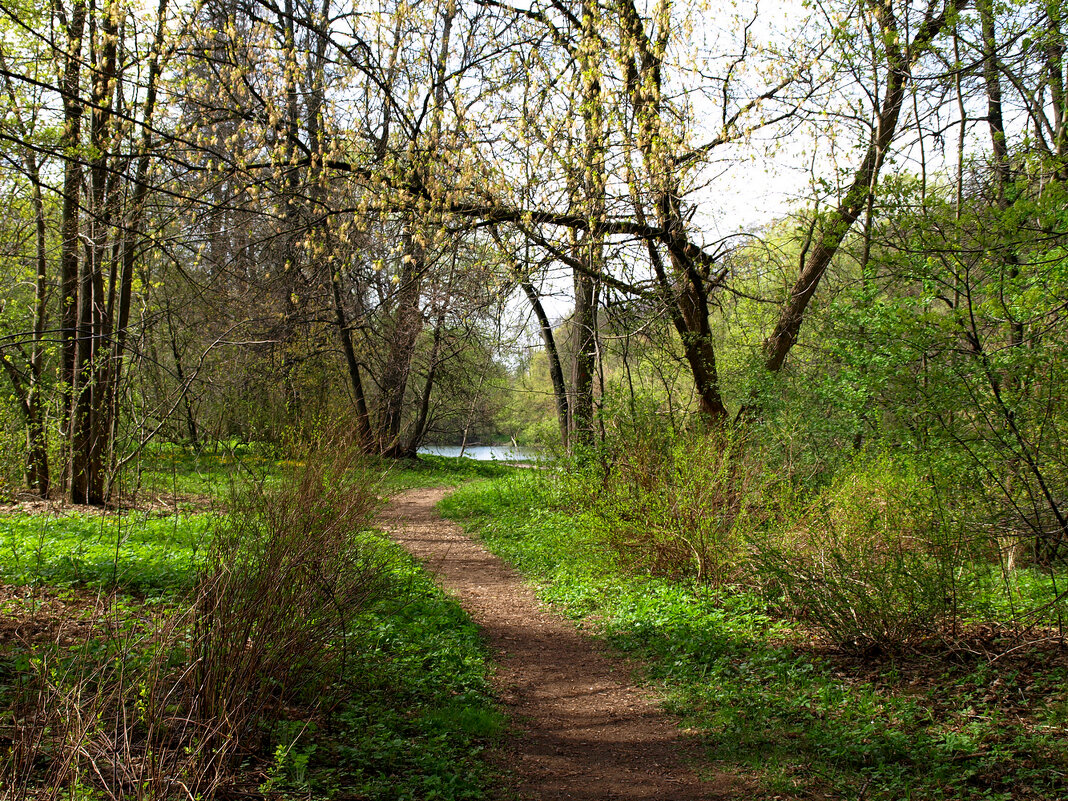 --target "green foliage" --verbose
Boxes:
[0,405,27,500]
[495,350,565,448]
[132,440,283,500]
[0,511,210,594]
[442,471,1068,801]
[573,423,756,583]
[791,172,1068,567]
